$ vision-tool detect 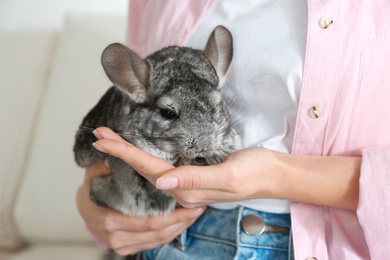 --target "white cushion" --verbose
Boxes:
[14,13,126,243]
[0,31,56,249]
